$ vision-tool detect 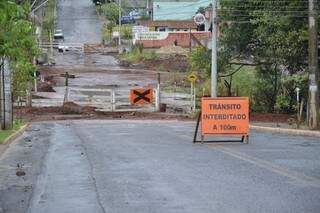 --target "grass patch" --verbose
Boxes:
[102,24,133,42]
[232,65,257,97]
[0,120,24,144]
[162,85,190,94]
[218,65,257,97]
[121,50,159,63]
